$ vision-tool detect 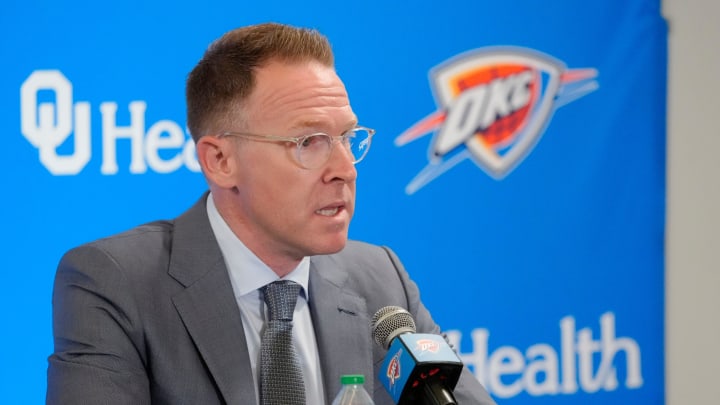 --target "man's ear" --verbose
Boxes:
[196,136,238,189]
